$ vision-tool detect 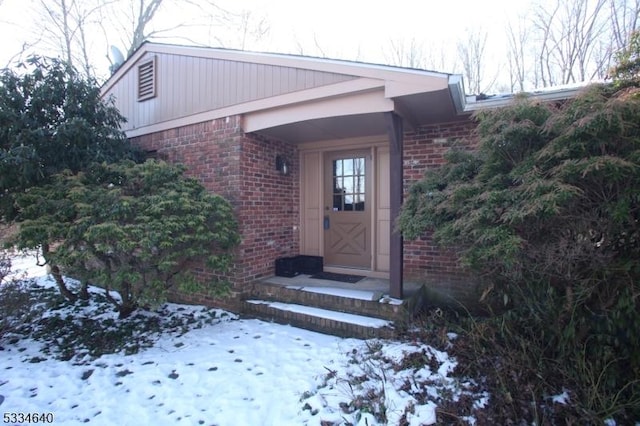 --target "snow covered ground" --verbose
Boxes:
[0,254,484,425]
